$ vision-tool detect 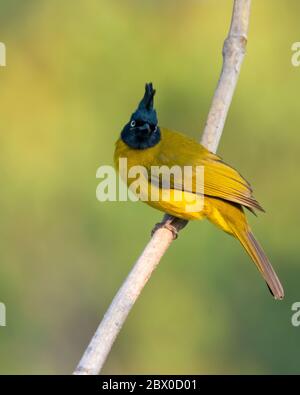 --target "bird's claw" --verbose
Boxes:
[151,220,178,240]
